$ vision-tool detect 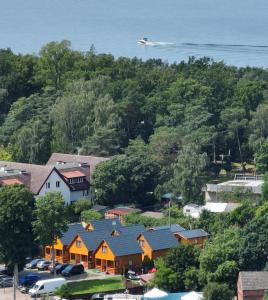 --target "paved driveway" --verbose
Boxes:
[0,287,32,300]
